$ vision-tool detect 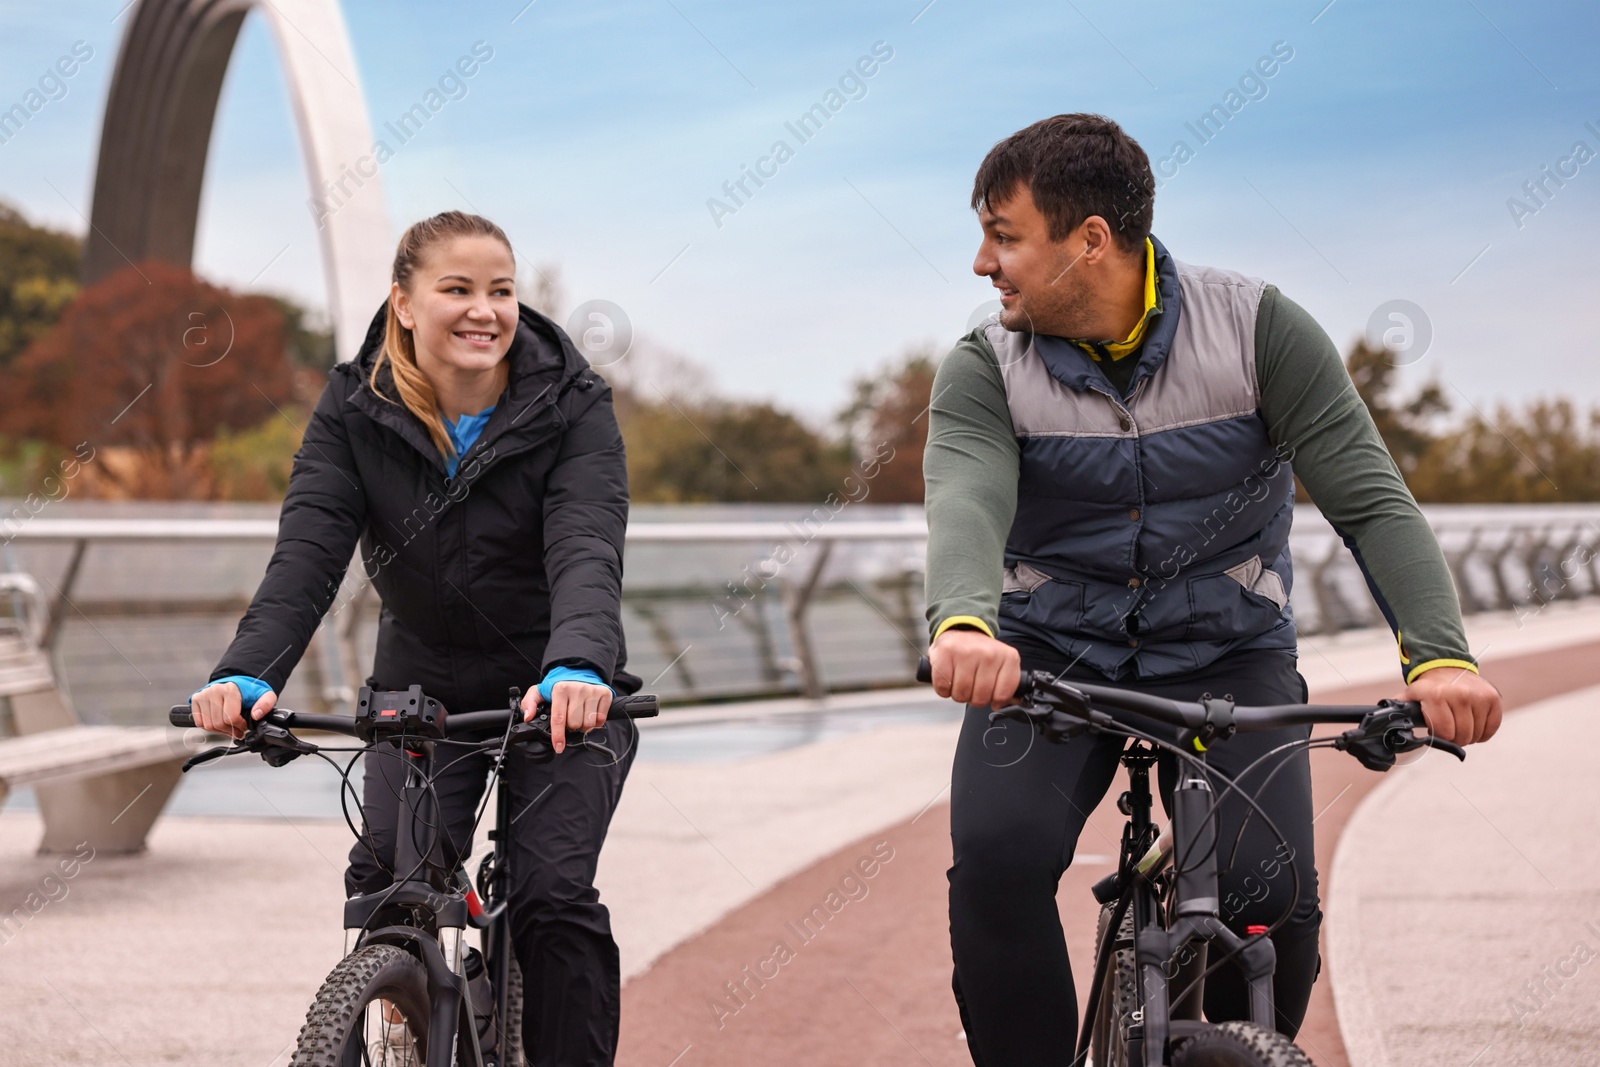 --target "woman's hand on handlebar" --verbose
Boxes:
[191,681,277,739]
[928,628,1020,710]
[1401,667,1503,745]
[520,682,613,754]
